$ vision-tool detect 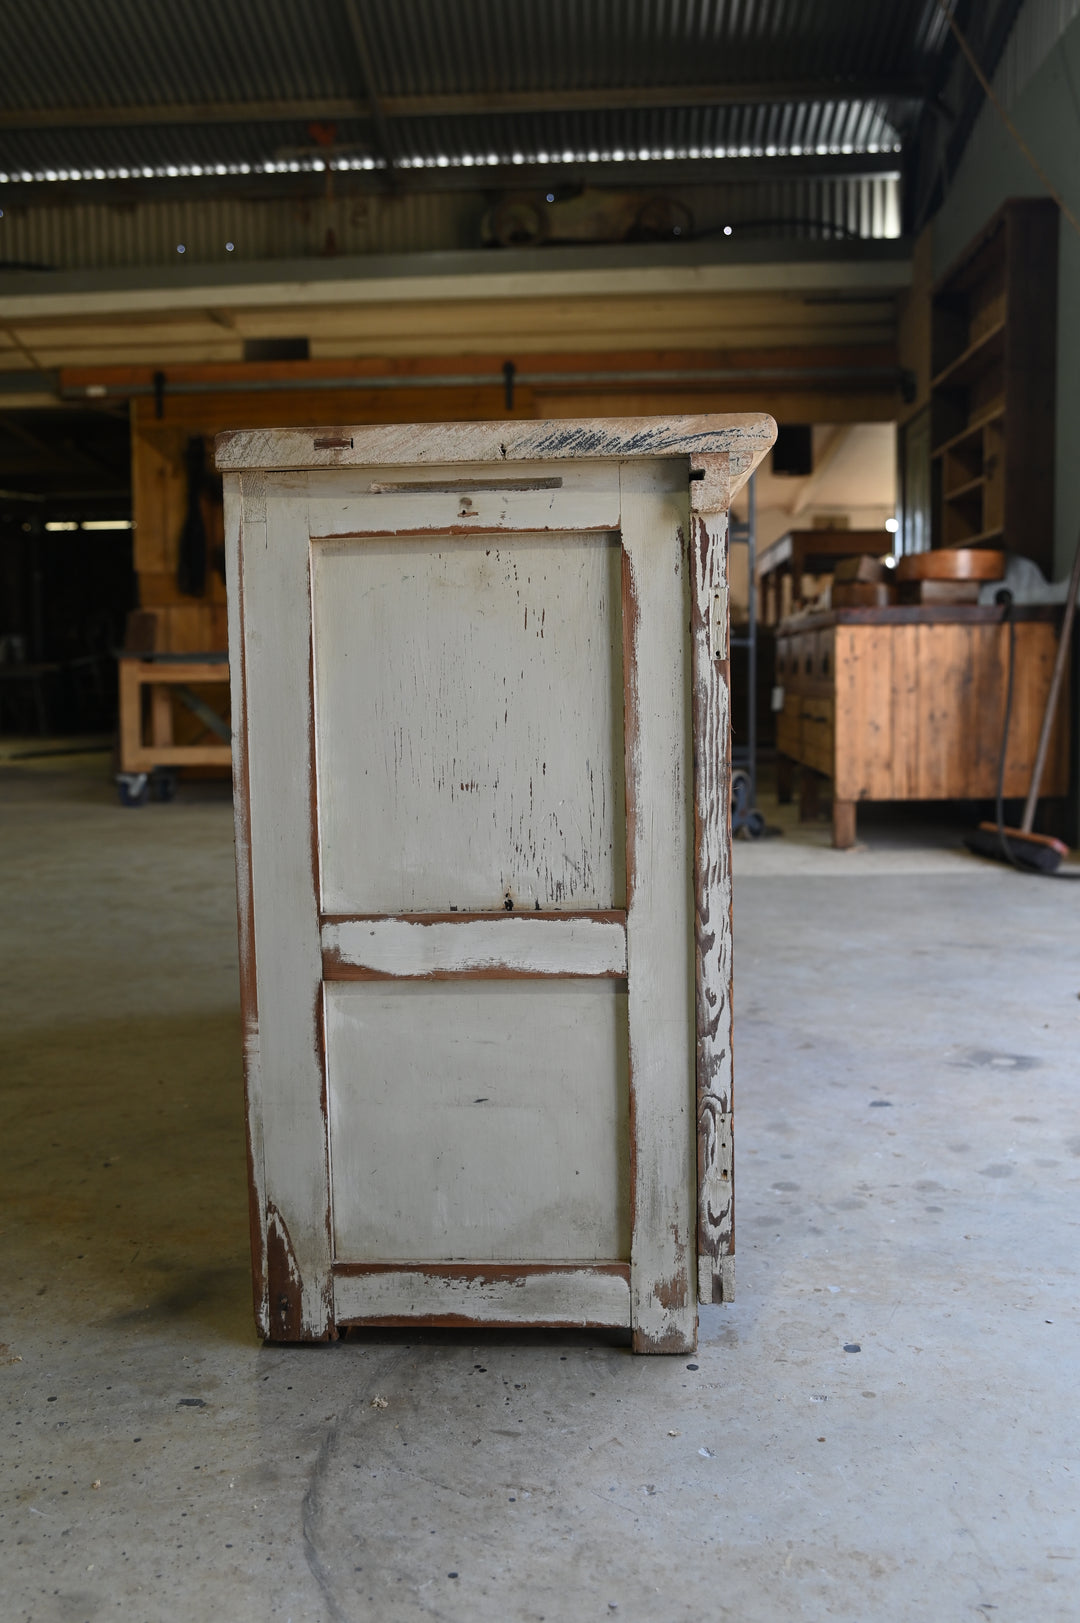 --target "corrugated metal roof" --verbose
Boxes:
[0,0,947,109]
[0,0,952,249]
